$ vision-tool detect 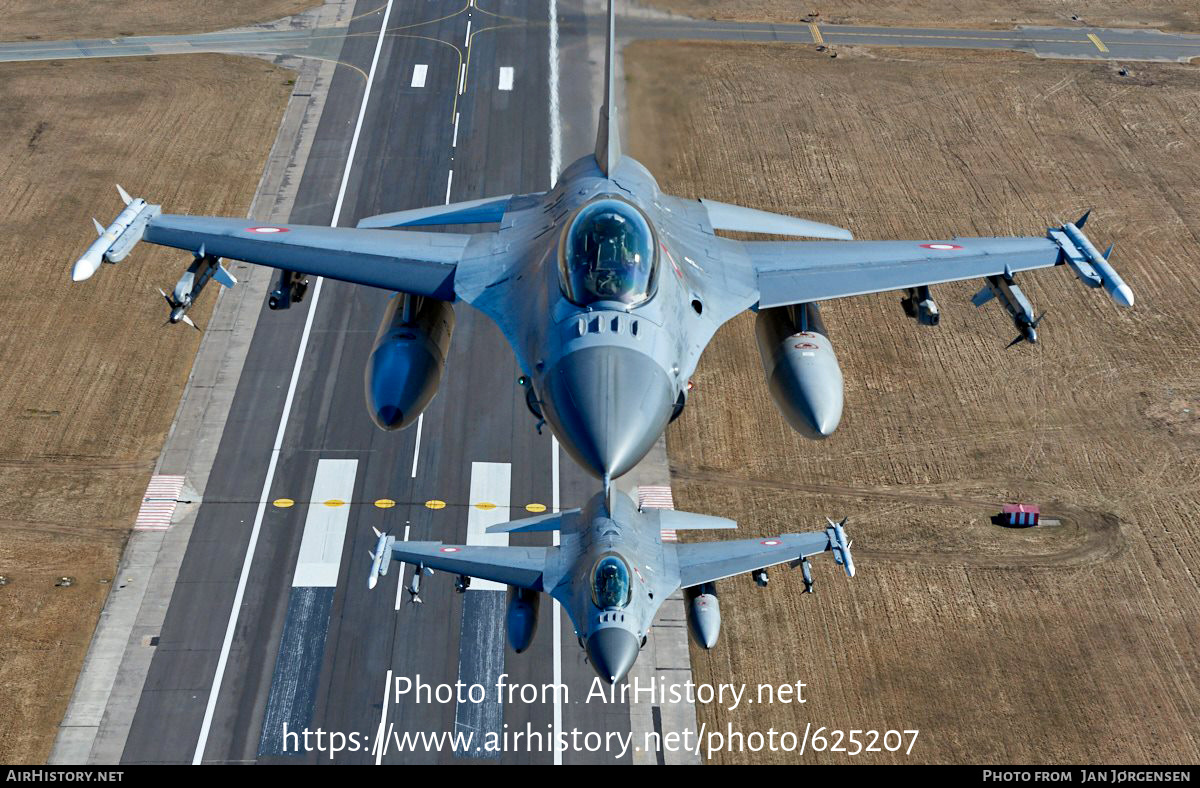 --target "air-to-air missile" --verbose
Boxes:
[1052,211,1135,307]
[71,185,160,282]
[158,249,237,327]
